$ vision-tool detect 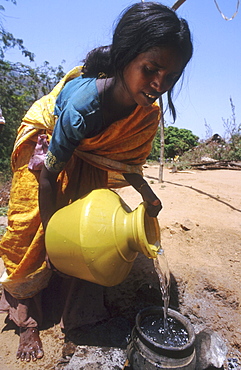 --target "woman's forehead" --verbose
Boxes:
[135,46,184,70]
